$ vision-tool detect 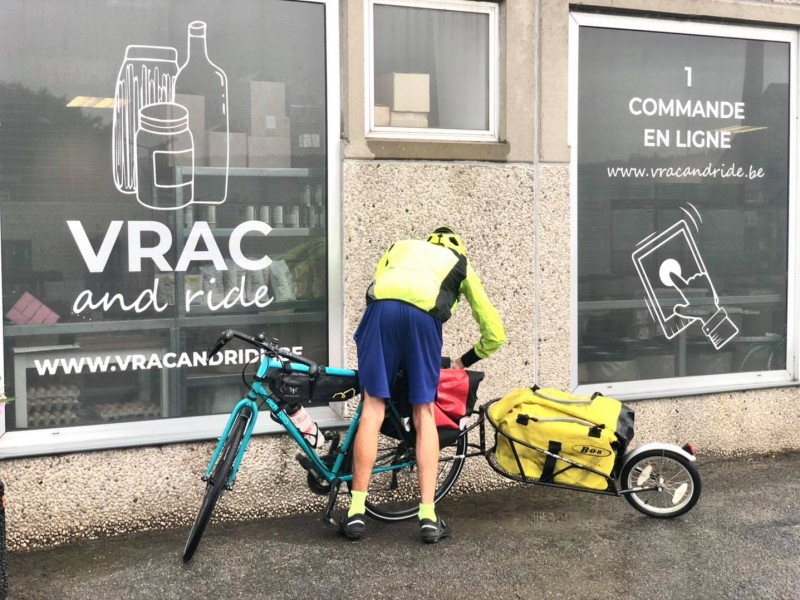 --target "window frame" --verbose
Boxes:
[0,0,345,458]
[568,12,800,401]
[364,0,500,142]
